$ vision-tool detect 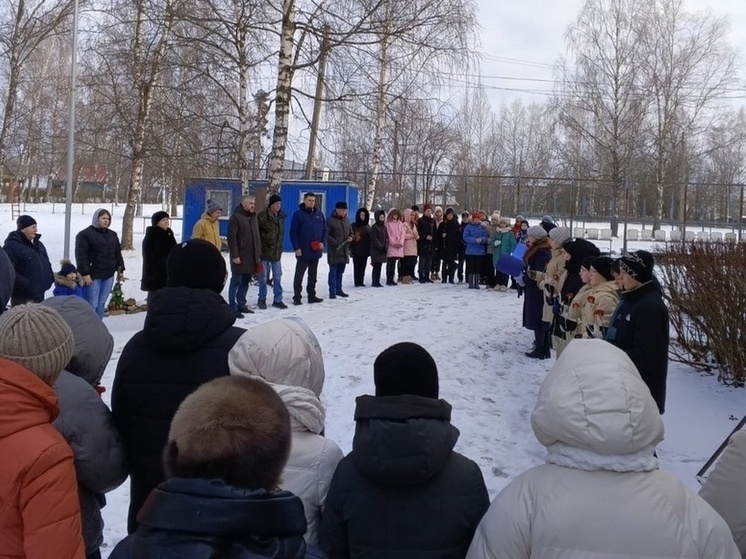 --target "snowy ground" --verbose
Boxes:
[2,203,744,557]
